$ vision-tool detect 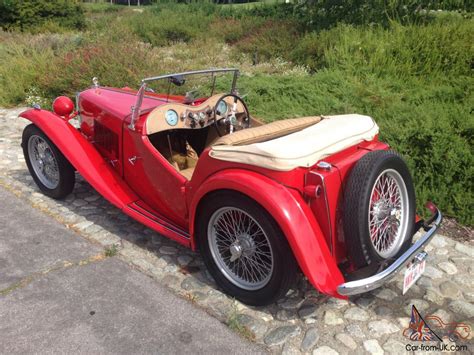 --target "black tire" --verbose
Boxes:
[343,150,416,268]
[196,190,297,306]
[22,124,75,199]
